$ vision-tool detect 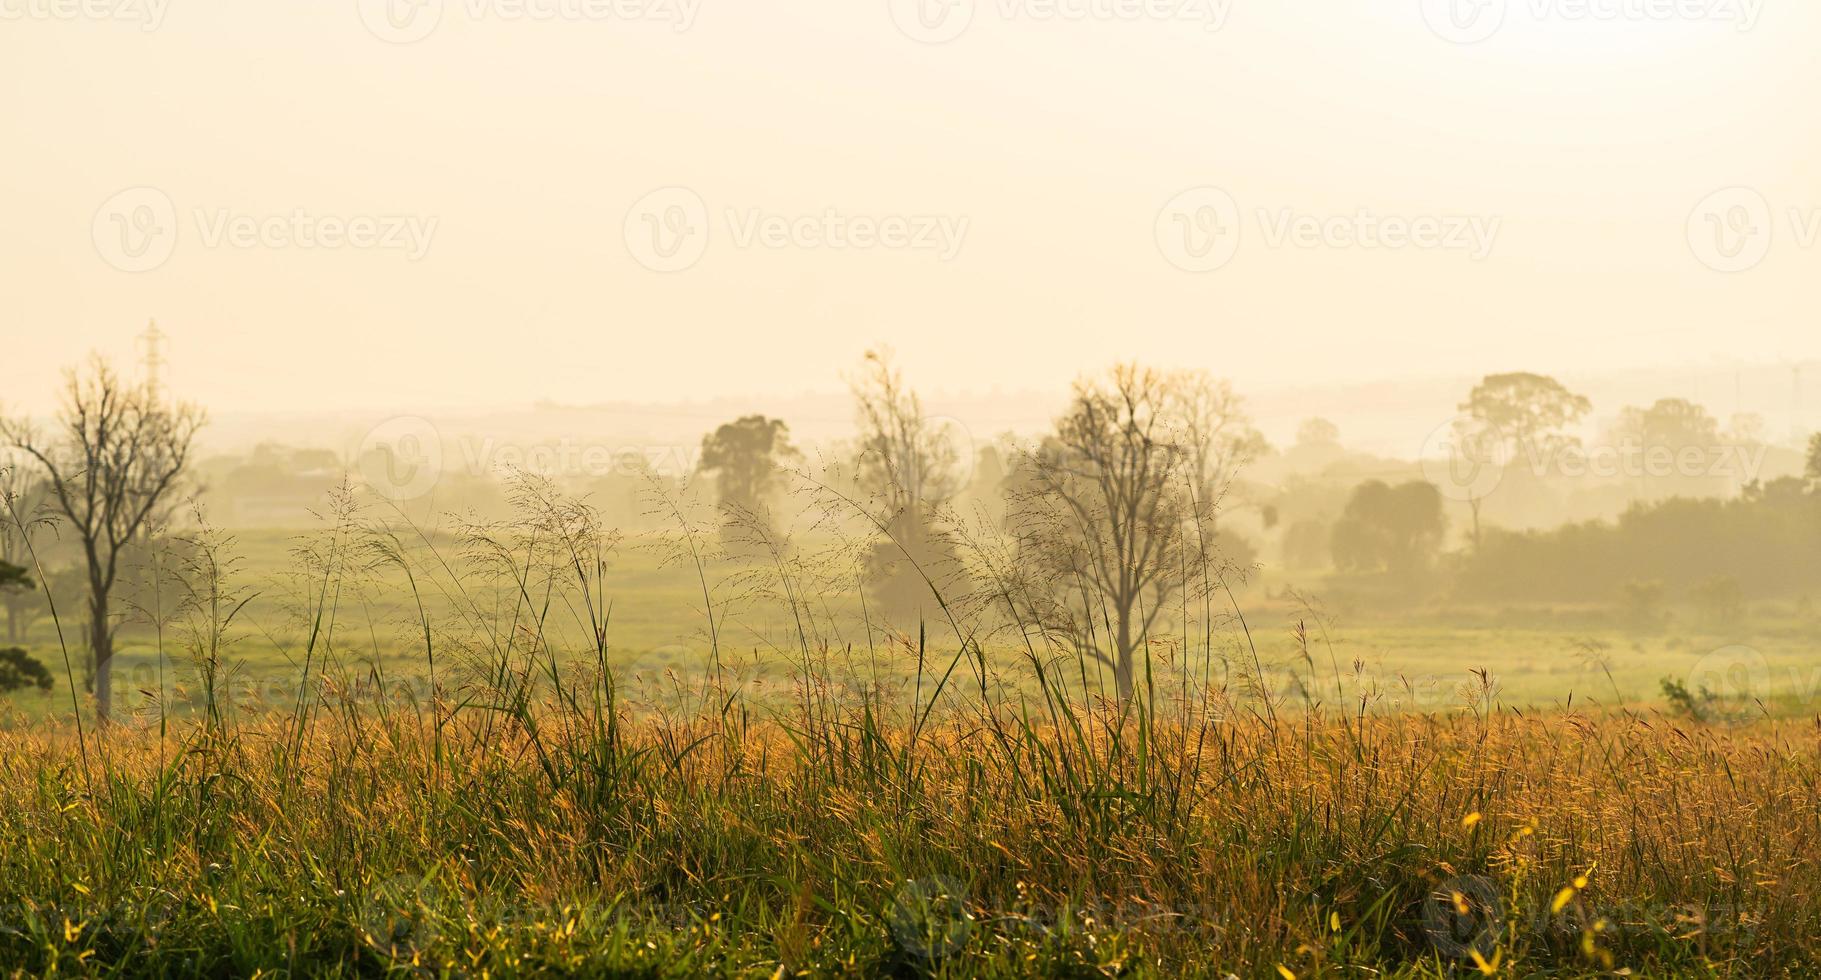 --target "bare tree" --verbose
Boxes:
[1008,364,1203,703]
[1171,369,1266,525]
[1,357,204,724]
[1444,415,1503,552]
[850,348,962,523]
[848,348,966,616]
[0,454,50,642]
